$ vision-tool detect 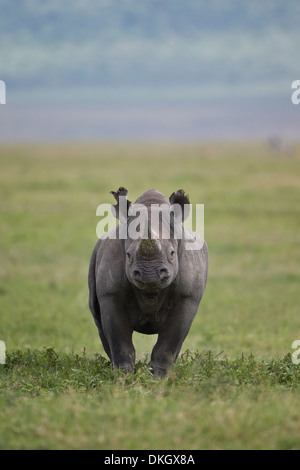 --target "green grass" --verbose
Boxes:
[0,141,300,449]
[1,349,300,450]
